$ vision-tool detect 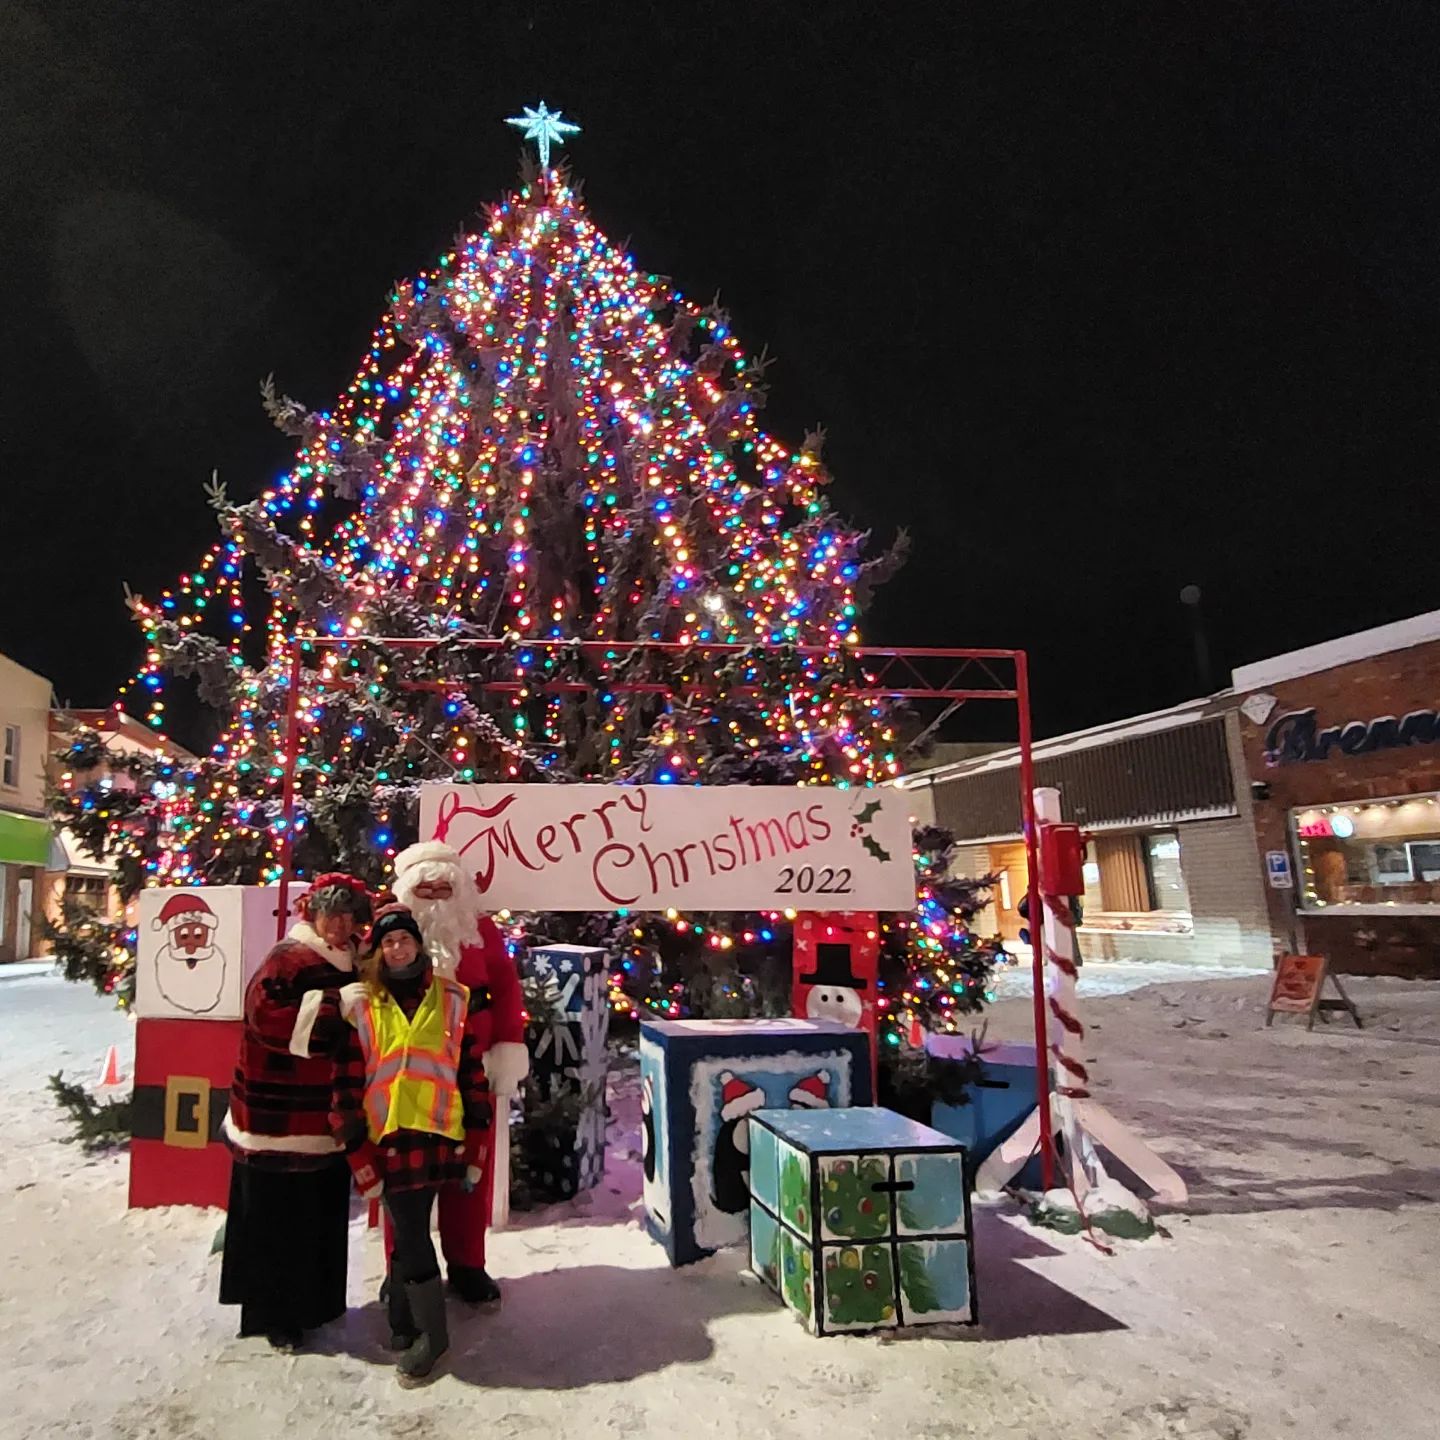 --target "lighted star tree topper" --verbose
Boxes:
[505,101,581,168]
